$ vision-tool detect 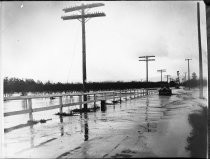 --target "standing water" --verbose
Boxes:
[3,88,207,158]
